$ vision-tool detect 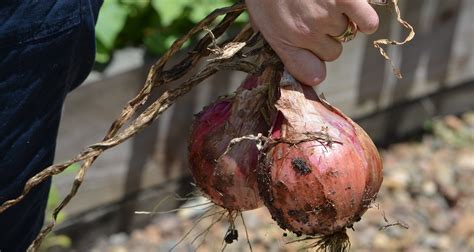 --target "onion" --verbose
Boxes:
[257,72,383,242]
[188,75,269,211]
